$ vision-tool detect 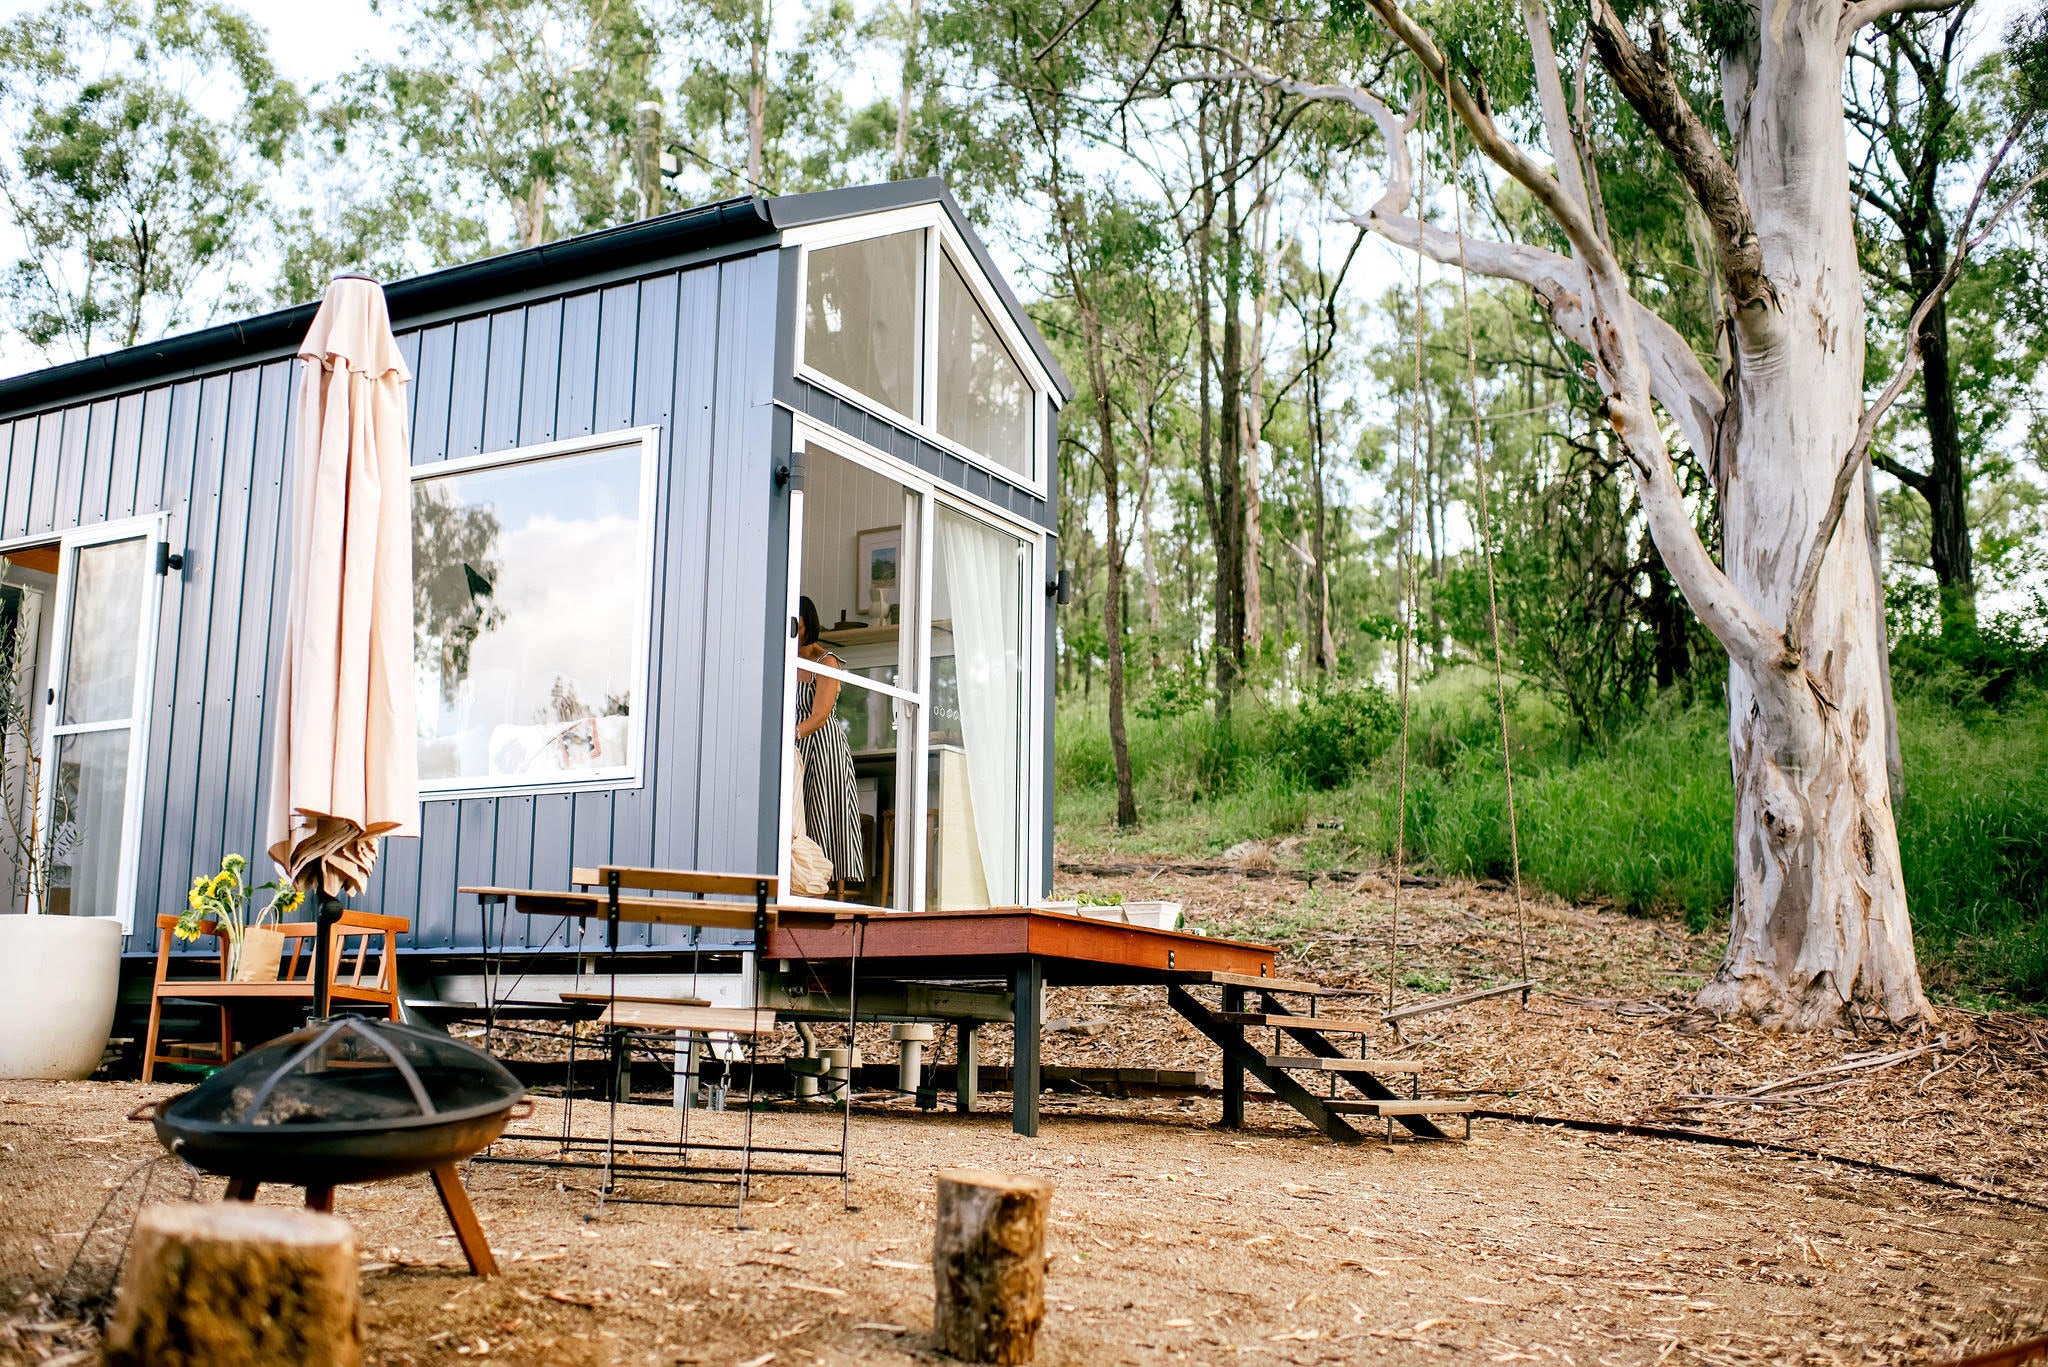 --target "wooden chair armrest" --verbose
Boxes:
[335,910,410,932]
[156,913,224,936]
